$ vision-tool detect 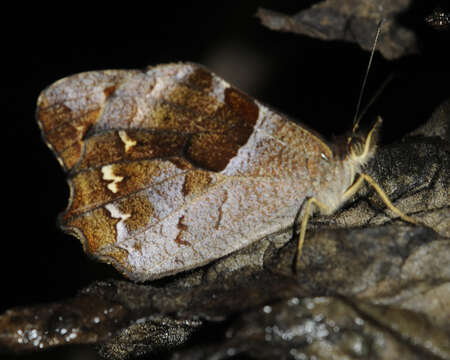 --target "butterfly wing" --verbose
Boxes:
[37,63,331,281]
